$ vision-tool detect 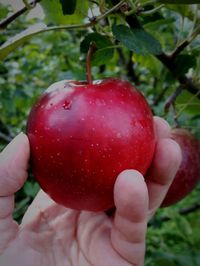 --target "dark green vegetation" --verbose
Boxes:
[0,0,200,265]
